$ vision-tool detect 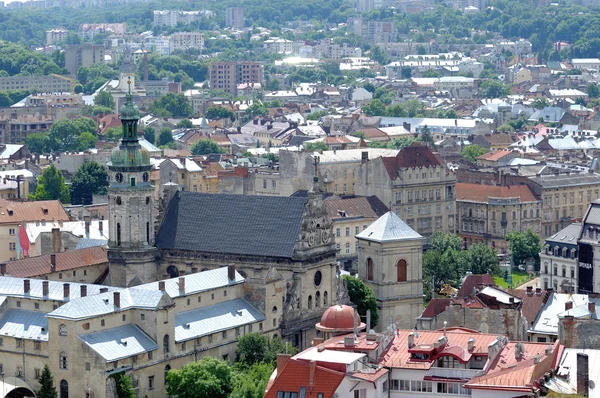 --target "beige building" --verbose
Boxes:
[539,223,580,293]
[456,183,542,252]
[64,44,105,75]
[0,199,70,262]
[46,29,68,45]
[354,144,457,238]
[158,157,223,195]
[324,195,388,269]
[0,266,272,398]
[169,32,204,54]
[356,211,424,331]
[208,61,264,96]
